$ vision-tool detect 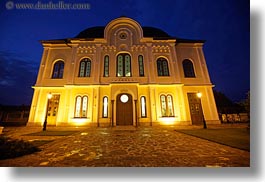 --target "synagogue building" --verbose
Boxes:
[27,17,220,127]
